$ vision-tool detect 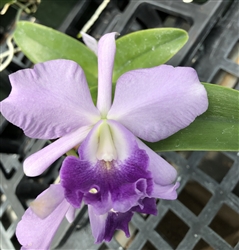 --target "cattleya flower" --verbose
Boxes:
[0,32,208,249]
